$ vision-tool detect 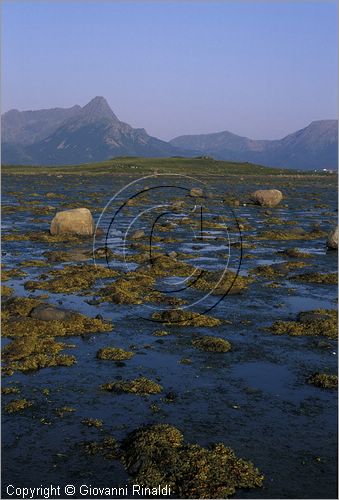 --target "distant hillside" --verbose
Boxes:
[1,97,337,169]
[1,97,191,165]
[170,120,338,170]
